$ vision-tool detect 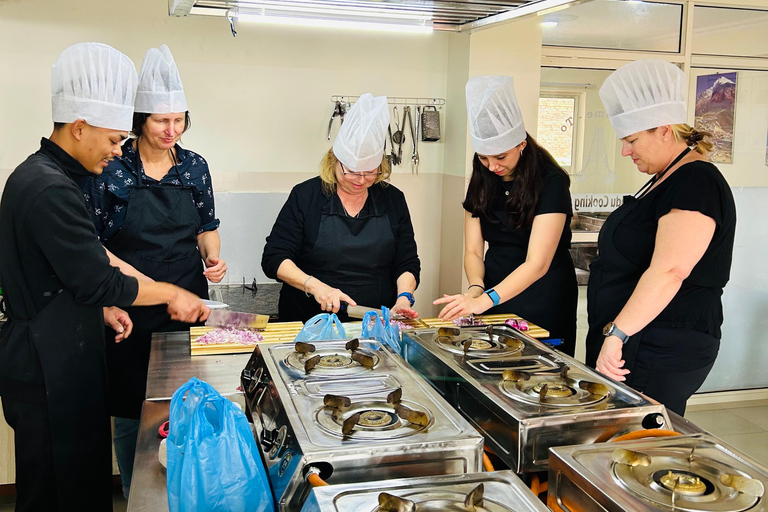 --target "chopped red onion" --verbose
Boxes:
[452,317,486,327]
[390,319,414,330]
[505,319,528,330]
[196,328,263,345]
